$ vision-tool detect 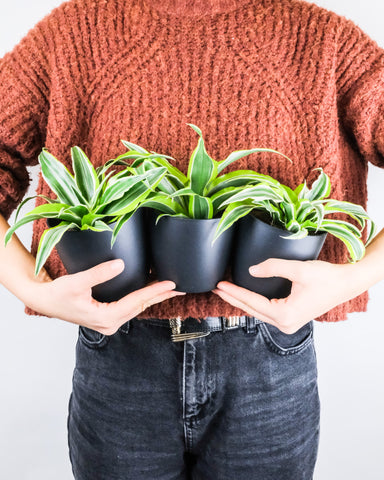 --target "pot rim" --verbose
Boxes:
[151,212,222,224]
[249,212,327,238]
